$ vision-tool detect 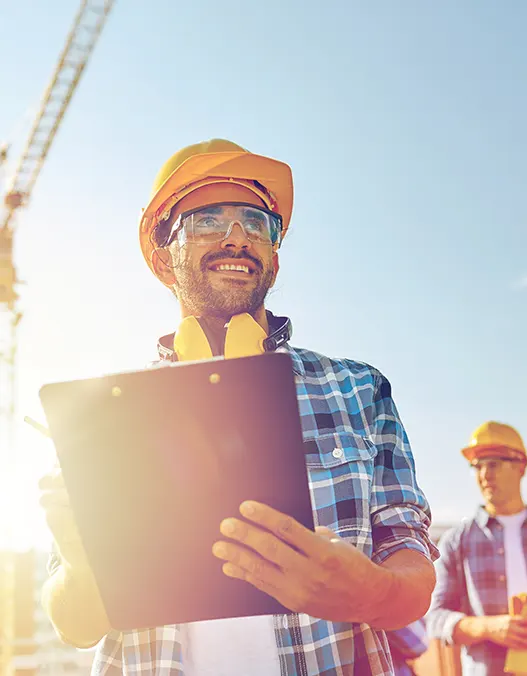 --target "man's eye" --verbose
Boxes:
[197,217,220,228]
[245,219,265,231]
